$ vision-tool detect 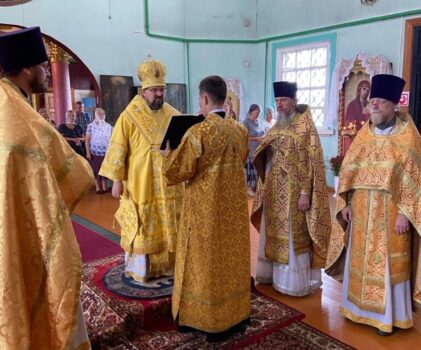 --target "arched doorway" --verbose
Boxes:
[0,23,100,125]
